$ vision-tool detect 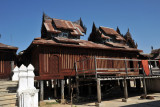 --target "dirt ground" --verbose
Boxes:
[40,93,160,107]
